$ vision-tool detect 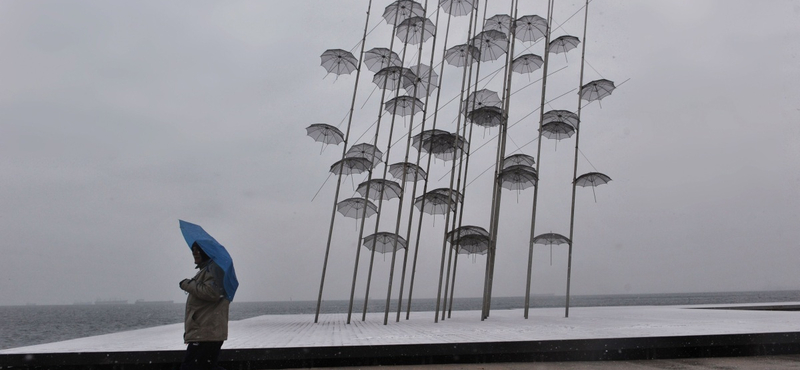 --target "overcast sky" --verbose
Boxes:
[1,1,799,306]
